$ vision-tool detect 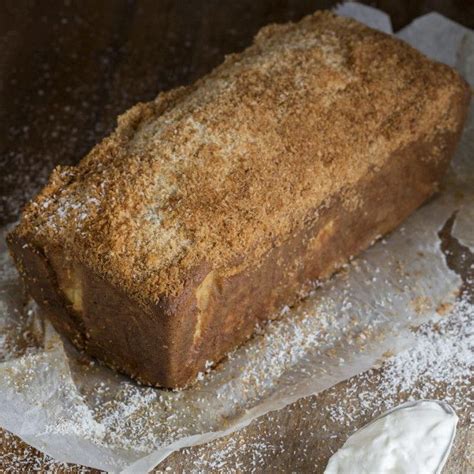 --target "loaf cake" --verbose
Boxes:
[8,12,470,388]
